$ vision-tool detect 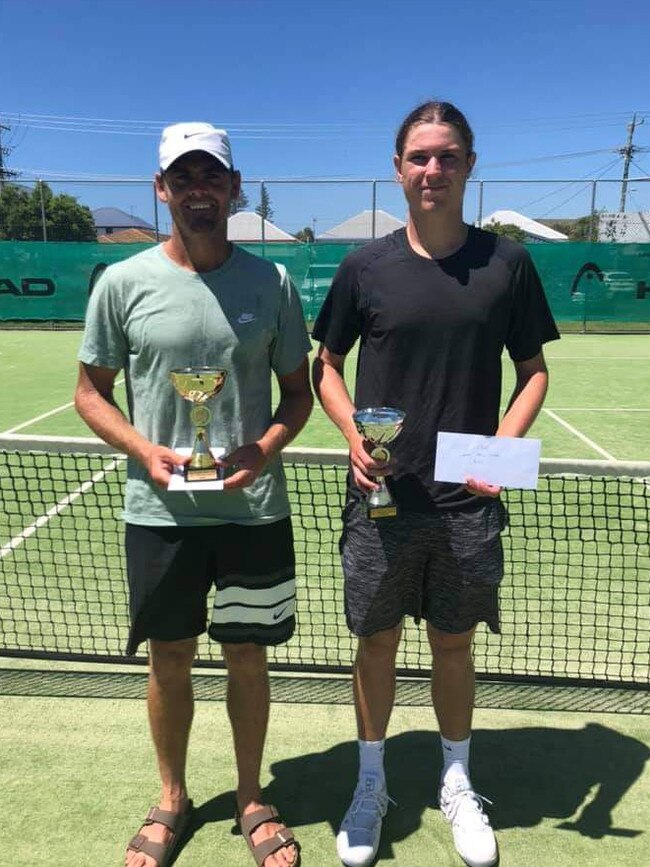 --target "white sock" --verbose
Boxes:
[358,739,385,788]
[440,735,471,788]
